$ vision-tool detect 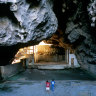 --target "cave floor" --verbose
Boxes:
[34,61,67,65]
[7,68,96,80]
[0,69,96,96]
